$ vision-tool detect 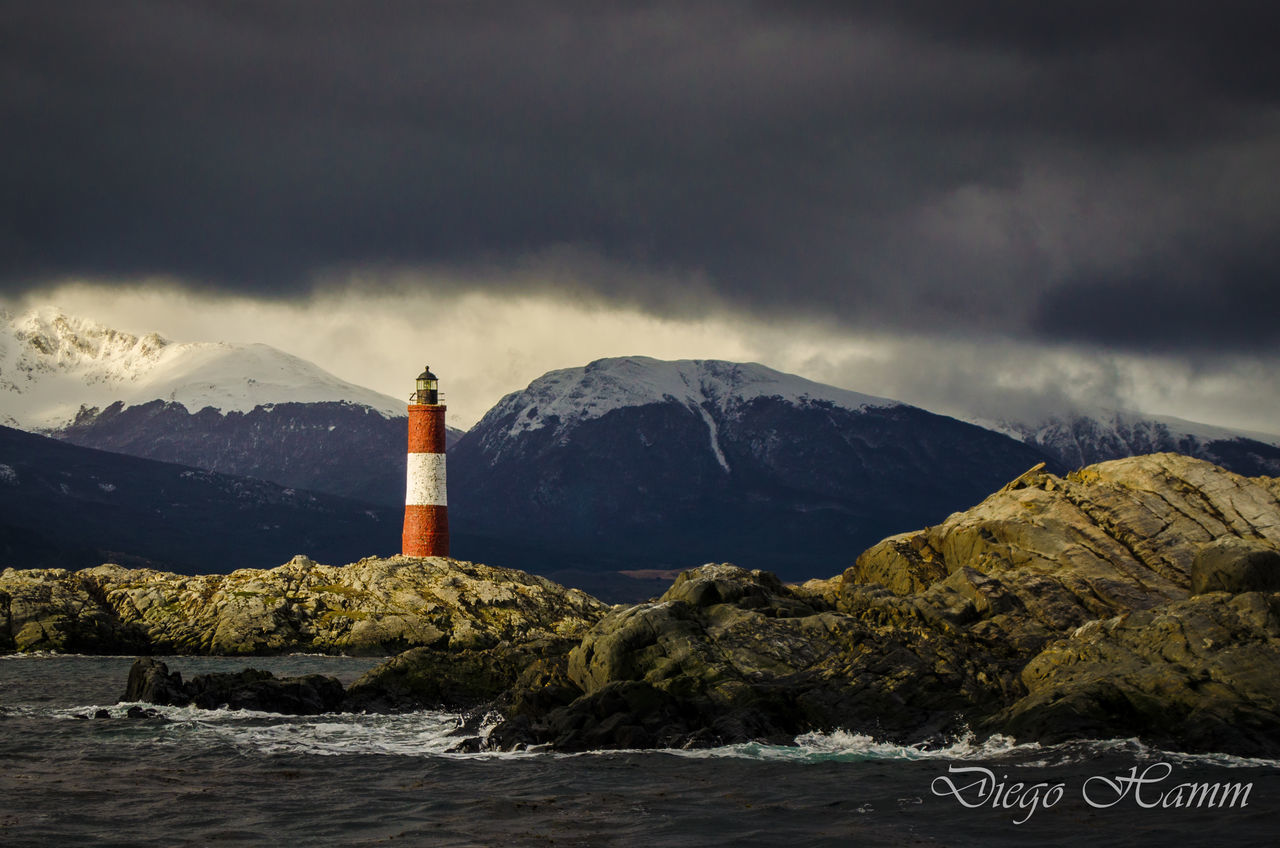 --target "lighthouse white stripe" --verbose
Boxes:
[406,452,448,506]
